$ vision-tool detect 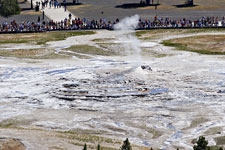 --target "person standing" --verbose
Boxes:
[49,0,51,8]
[38,16,40,22]
[42,11,45,20]
[63,0,67,12]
